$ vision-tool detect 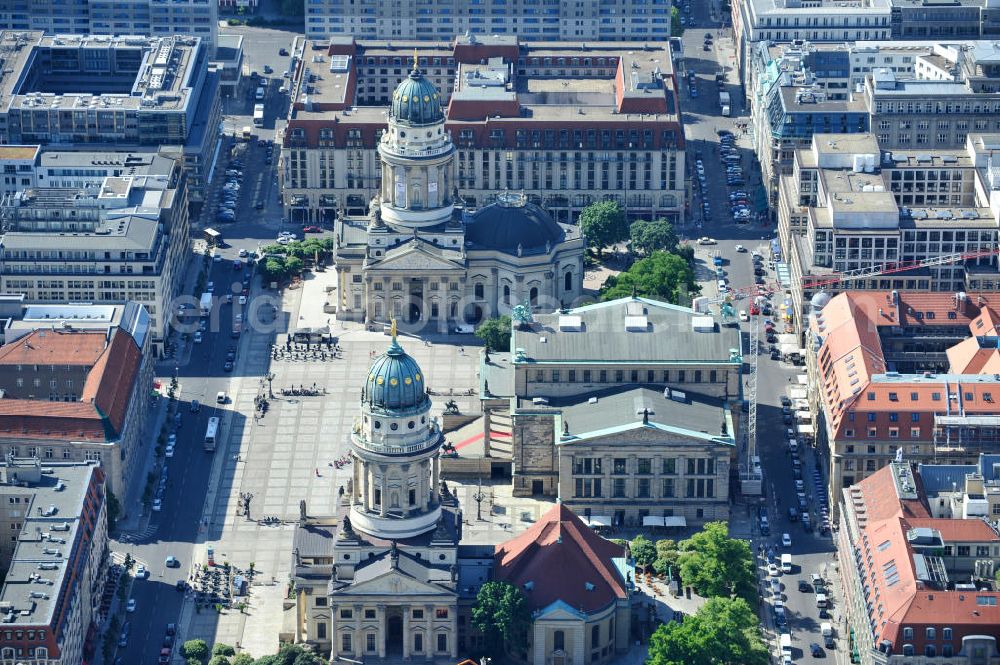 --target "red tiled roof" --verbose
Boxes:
[0,328,141,441]
[0,329,107,366]
[494,503,626,614]
[903,518,1000,543]
[847,465,1000,655]
[81,329,142,435]
[814,293,1000,441]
